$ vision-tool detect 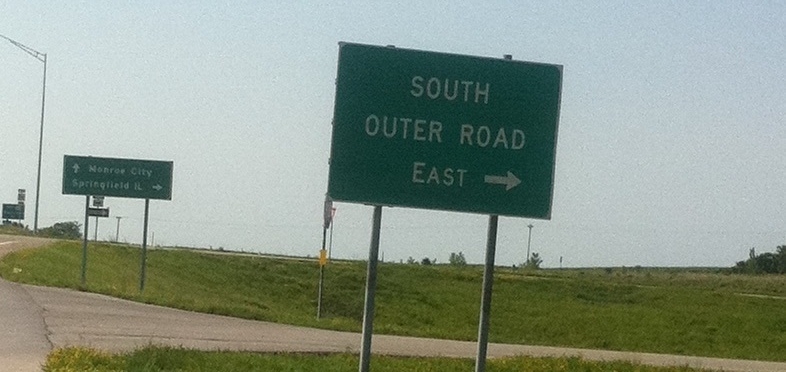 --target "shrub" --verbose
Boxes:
[38,221,82,240]
[449,251,467,266]
[733,246,786,274]
[525,252,543,269]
